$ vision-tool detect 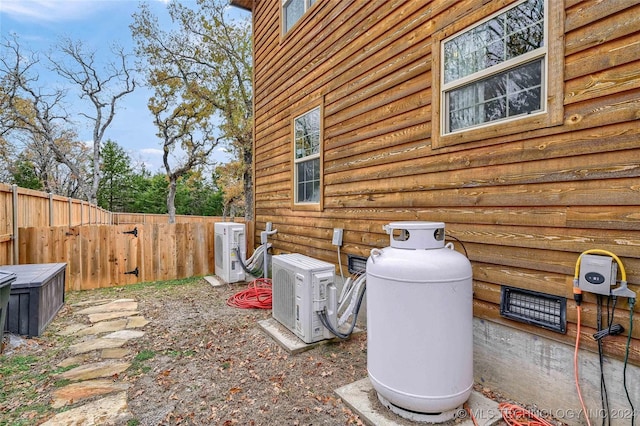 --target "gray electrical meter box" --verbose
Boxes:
[578,254,617,296]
